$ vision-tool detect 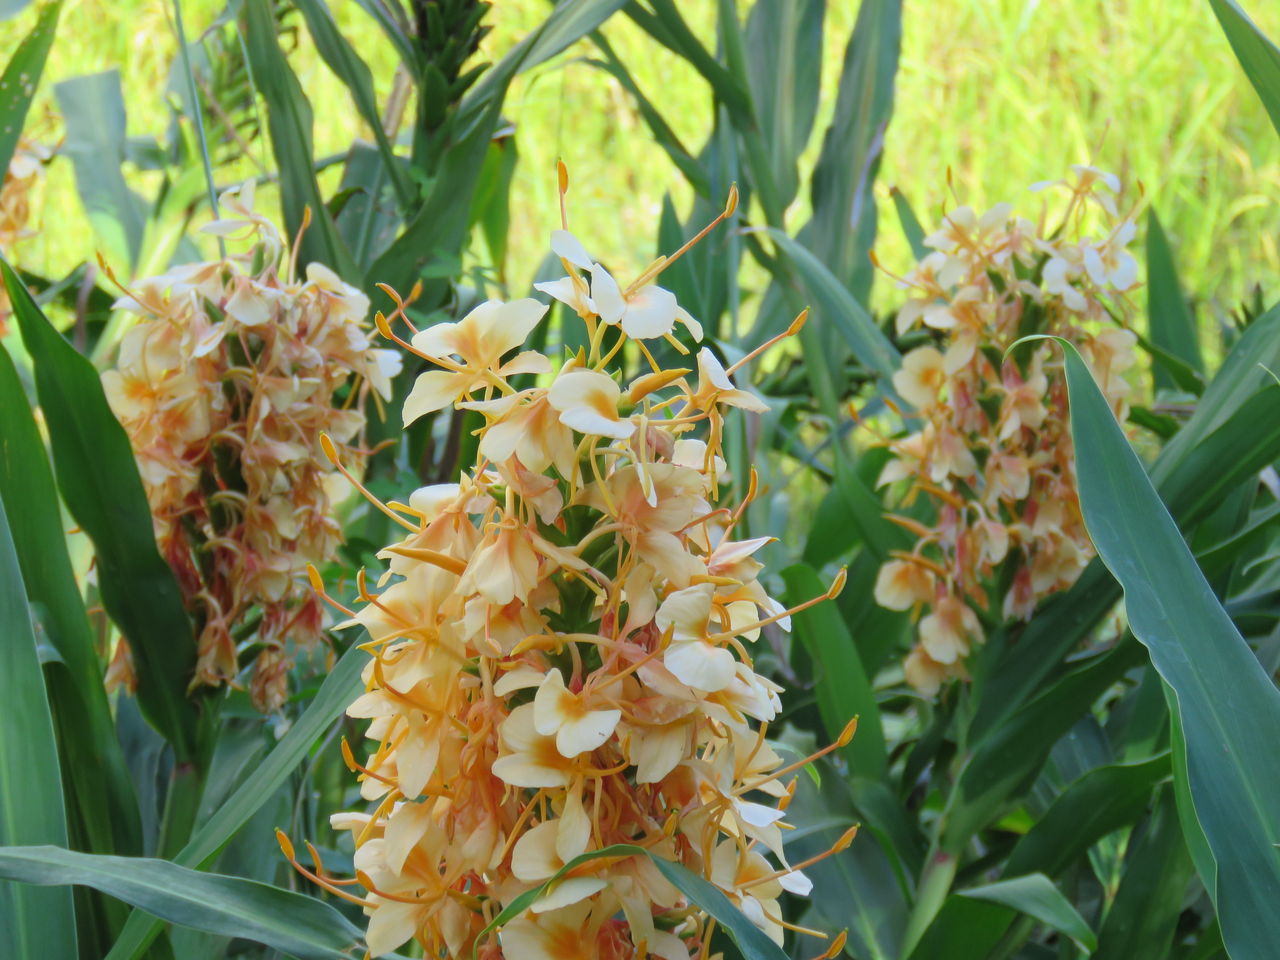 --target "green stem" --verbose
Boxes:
[900,849,958,958]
